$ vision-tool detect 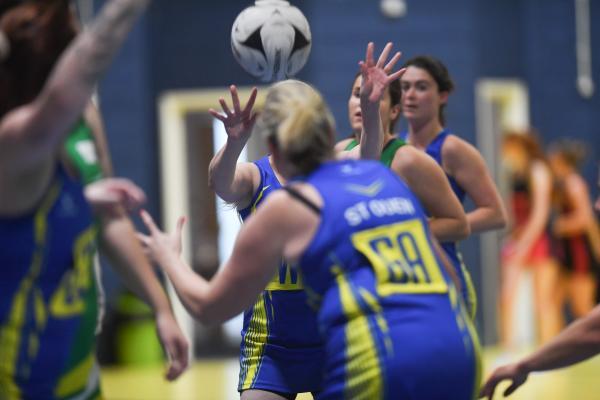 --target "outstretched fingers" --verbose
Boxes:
[387,67,406,83]
[364,42,375,68]
[140,209,160,235]
[135,231,150,247]
[376,42,393,69]
[174,216,186,251]
[208,108,227,122]
[358,60,369,77]
[242,87,258,116]
[219,98,233,117]
[230,85,242,114]
[384,51,402,73]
